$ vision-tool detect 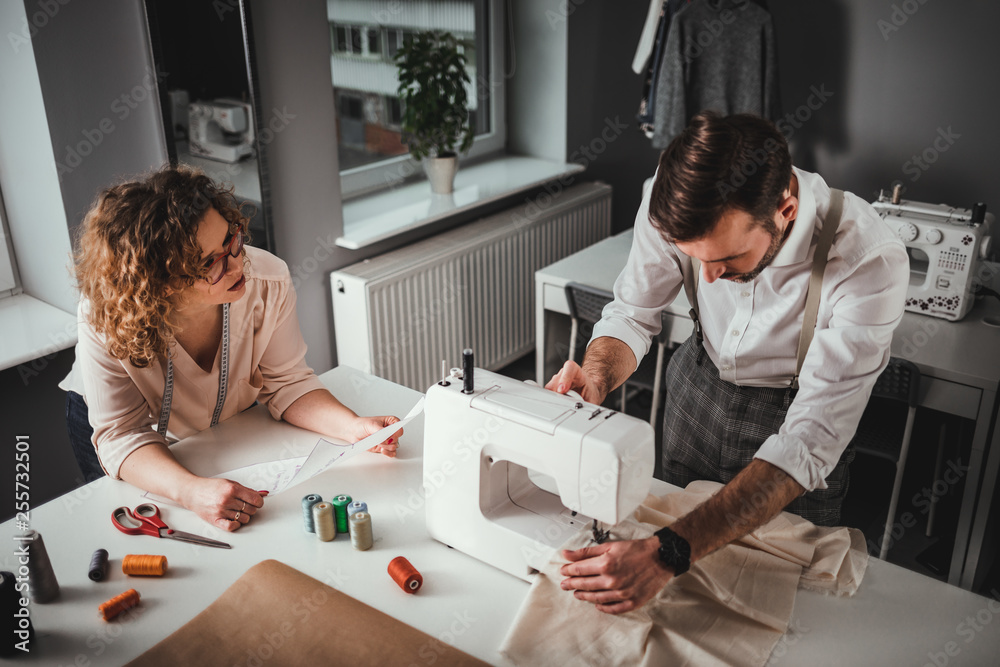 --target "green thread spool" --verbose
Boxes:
[332,494,352,534]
